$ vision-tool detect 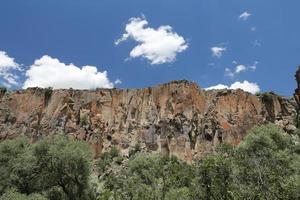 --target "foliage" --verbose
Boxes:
[80,114,89,126]
[0,124,299,200]
[191,154,234,200]
[0,136,94,200]
[0,87,6,95]
[44,87,53,105]
[258,91,283,103]
[0,137,29,194]
[97,146,123,174]
[98,124,299,200]
[128,143,141,157]
[0,189,47,200]
[100,154,194,200]
[232,124,299,199]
